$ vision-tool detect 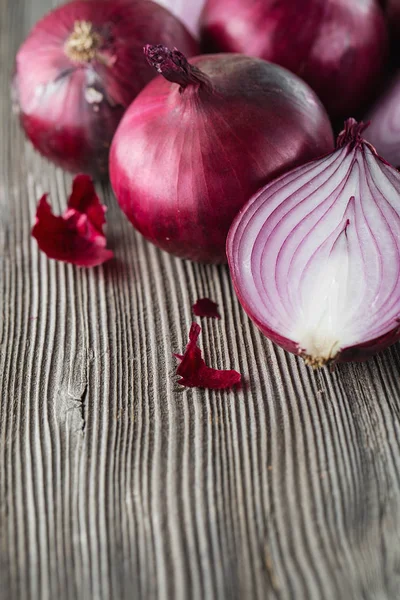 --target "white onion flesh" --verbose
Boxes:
[227,125,400,366]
